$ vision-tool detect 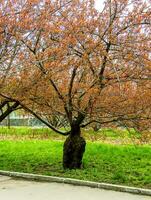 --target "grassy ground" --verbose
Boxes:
[0,126,148,144]
[0,140,151,189]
